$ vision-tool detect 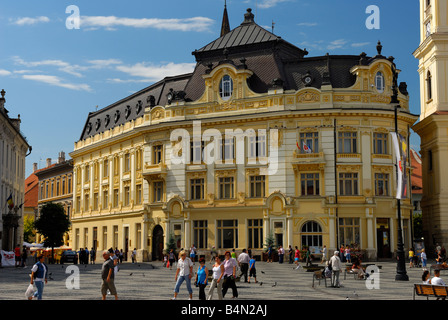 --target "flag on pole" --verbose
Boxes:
[391,132,408,199]
[6,193,14,210]
[302,141,312,154]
